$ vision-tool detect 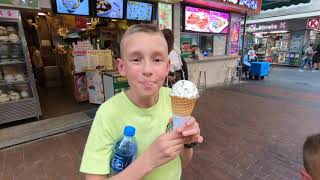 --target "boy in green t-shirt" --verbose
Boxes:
[80,24,203,180]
